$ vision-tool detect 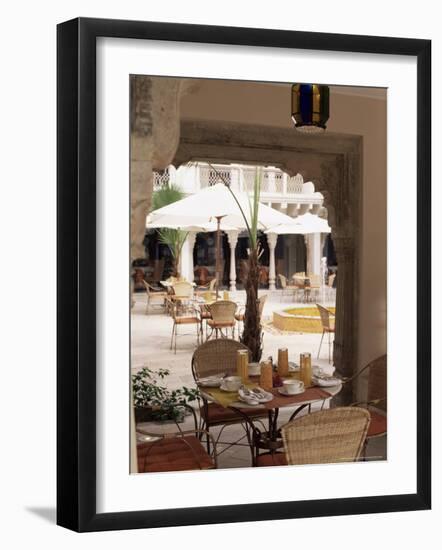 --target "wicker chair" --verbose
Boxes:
[136,405,217,473]
[235,295,267,338]
[326,272,336,300]
[305,273,321,302]
[280,407,370,465]
[255,407,369,467]
[207,300,237,339]
[171,281,194,300]
[169,301,201,354]
[191,339,267,453]
[316,304,335,363]
[278,274,300,301]
[348,355,387,446]
[142,280,167,314]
